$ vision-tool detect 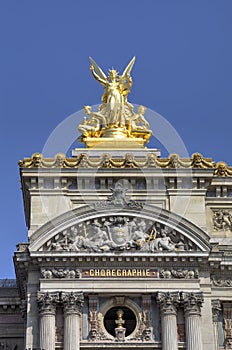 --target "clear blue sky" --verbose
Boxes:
[0,1,232,277]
